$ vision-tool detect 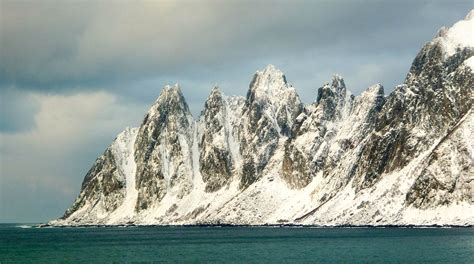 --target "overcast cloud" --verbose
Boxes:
[0,0,472,222]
